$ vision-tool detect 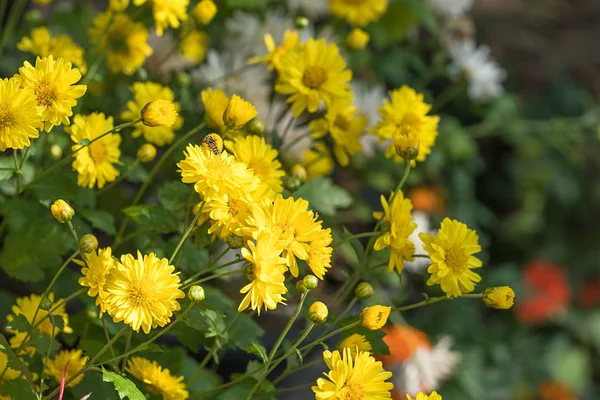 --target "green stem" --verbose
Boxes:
[267,322,315,375]
[38,313,56,397]
[296,321,361,355]
[120,329,133,374]
[0,0,26,58]
[169,201,204,264]
[272,358,322,385]
[13,150,20,193]
[96,160,140,195]
[332,232,379,248]
[190,365,265,398]
[18,146,31,170]
[101,317,119,371]
[275,382,314,394]
[182,267,245,290]
[181,254,245,289]
[393,293,484,312]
